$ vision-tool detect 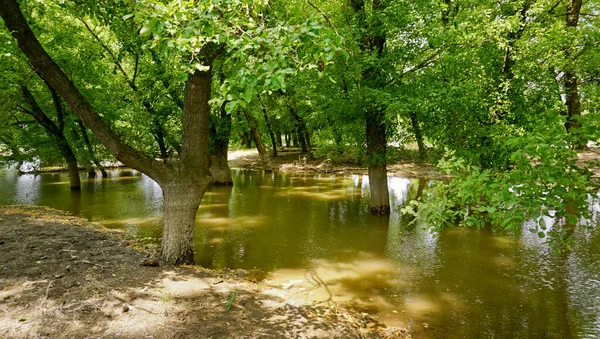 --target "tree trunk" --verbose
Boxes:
[4,0,212,264]
[284,133,291,147]
[409,111,426,162]
[159,68,212,264]
[76,119,108,178]
[242,110,272,172]
[161,179,207,265]
[289,105,311,155]
[275,130,283,147]
[58,138,82,190]
[20,85,81,189]
[241,130,252,148]
[366,110,390,214]
[564,0,583,148]
[261,103,278,157]
[350,0,390,215]
[297,128,308,153]
[209,101,233,185]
